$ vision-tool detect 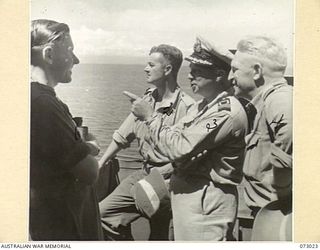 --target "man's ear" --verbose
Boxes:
[216,69,226,77]
[215,69,226,84]
[164,64,173,76]
[42,46,54,64]
[253,63,263,80]
[215,69,231,89]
